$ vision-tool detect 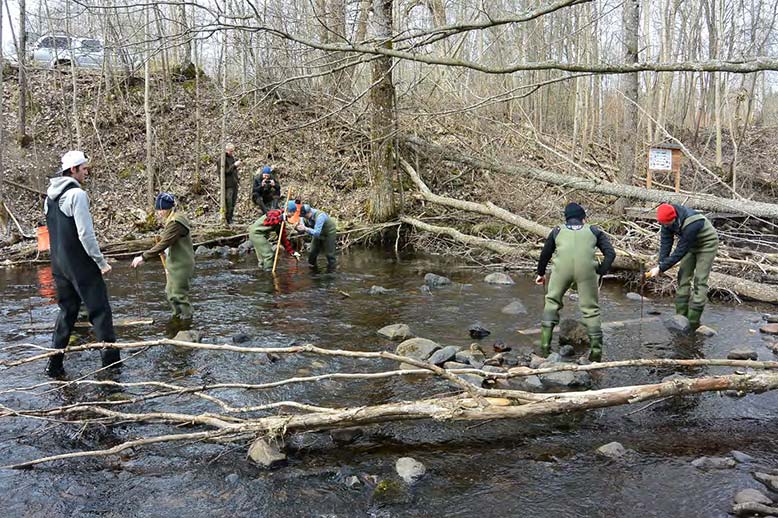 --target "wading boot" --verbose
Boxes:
[45,352,66,378]
[588,334,603,362]
[687,307,704,332]
[675,301,689,318]
[539,324,554,357]
[101,348,121,370]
